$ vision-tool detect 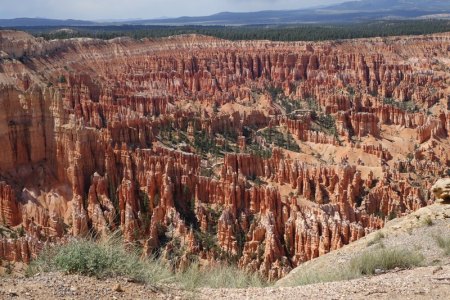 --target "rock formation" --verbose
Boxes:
[0,30,449,280]
[432,178,450,203]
